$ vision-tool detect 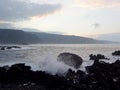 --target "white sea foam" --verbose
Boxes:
[27,54,76,75]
